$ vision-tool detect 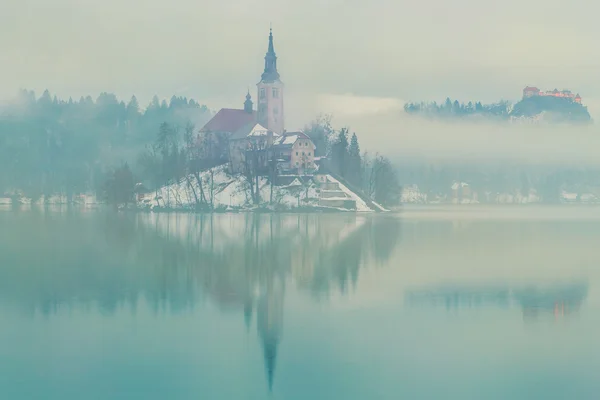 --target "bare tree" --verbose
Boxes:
[183,122,201,207]
[241,137,269,205]
[364,153,400,206]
